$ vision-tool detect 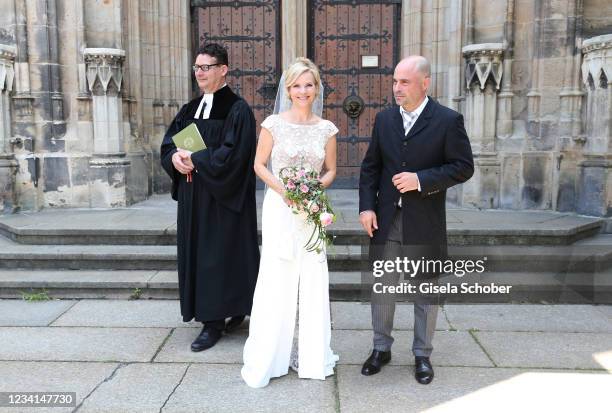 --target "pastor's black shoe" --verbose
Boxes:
[225,315,245,333]
[415,356,434,384]
[361,350,391,376]
[190,326,222,352]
